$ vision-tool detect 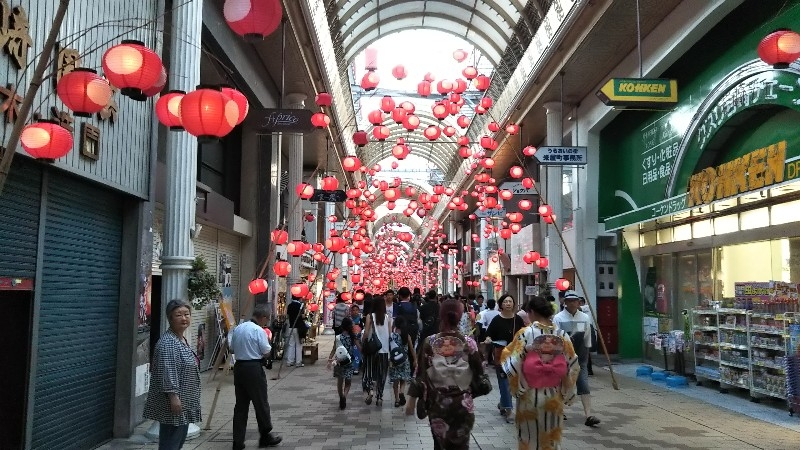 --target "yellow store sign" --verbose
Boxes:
[687,141,791,207]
